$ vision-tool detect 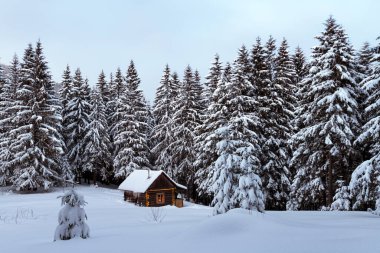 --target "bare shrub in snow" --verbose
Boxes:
[54,189,90,241]
[14,208,35,224]
[148,207,165,223]
[0,208,36,224]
